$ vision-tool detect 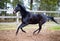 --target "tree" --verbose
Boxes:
[39,0,58,17]
[0,0,10,16]
[0,0,10,9]
[30,0,33,10]
[12,0,23,8]
[40,0,58,11]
